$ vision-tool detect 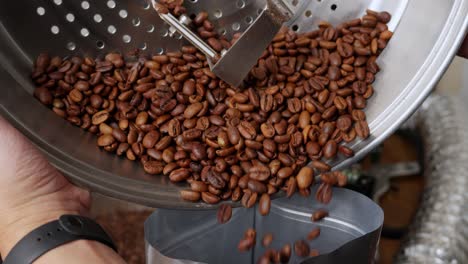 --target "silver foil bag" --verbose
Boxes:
[144,187,383,264]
